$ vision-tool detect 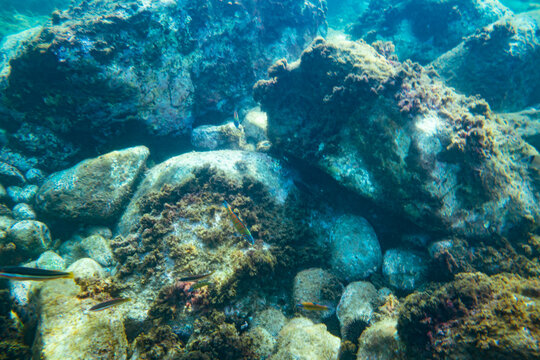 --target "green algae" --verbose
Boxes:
[398,272,540,360]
